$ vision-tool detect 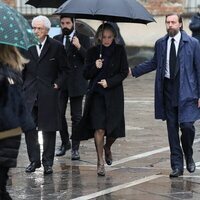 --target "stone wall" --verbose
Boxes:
[2,0,16,7]
[140,0,184,15]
